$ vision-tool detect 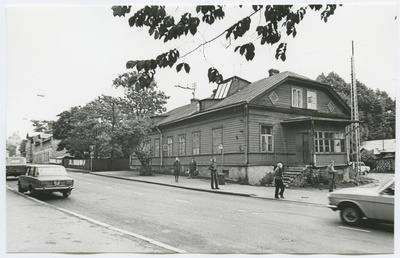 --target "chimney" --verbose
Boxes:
[190,98,199,103]
[268,69,280,77]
